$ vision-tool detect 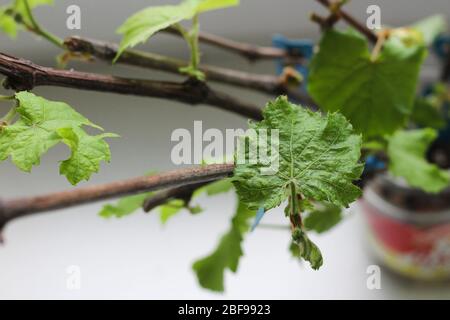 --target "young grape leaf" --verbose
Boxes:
[308,29,426,137]
[291,227,323,270]
[0,0,53,37]
[412,14,447,46]
[159,199,187,224]
[0,92,116,184]
[233,96,364,211]
[116,0,239,59]
[304,202,343,234]
[100,193,152,218]
[193,199,255,292]
[58,127,118,185]
[387,128,450,193]
[0,7,17,37]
